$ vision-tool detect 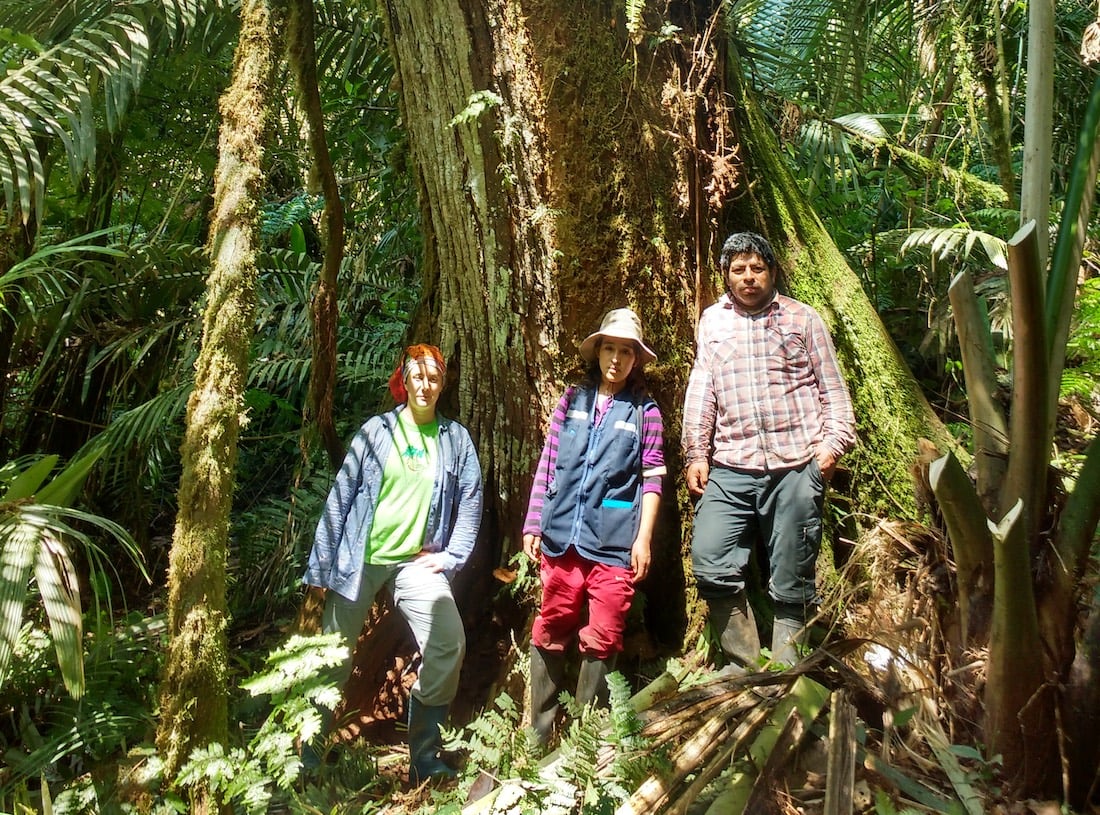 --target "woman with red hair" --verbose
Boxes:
[303,344,483,783]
